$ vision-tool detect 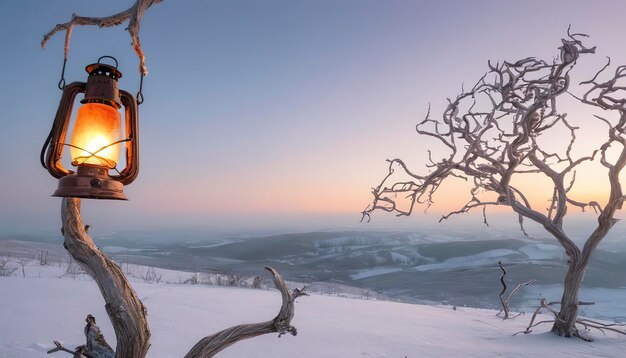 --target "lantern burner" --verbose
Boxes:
[53,165,127,200]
